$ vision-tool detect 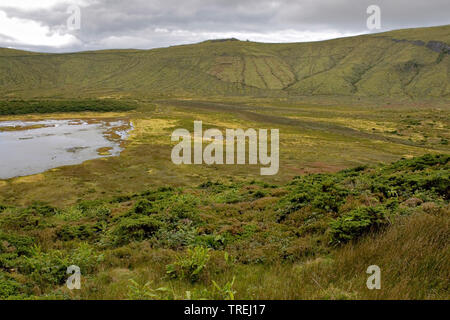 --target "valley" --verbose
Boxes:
[0,25,448,300]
